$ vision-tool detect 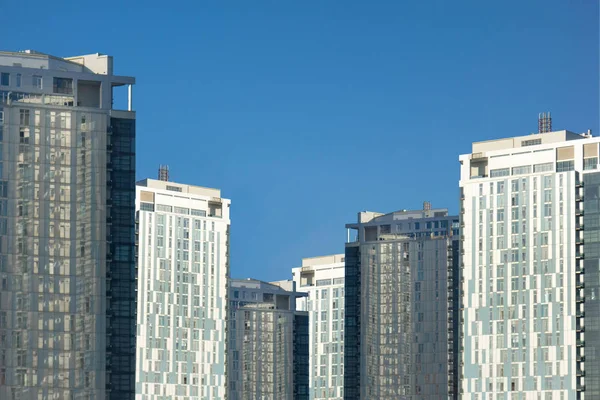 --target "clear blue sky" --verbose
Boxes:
[4,0,598,281]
